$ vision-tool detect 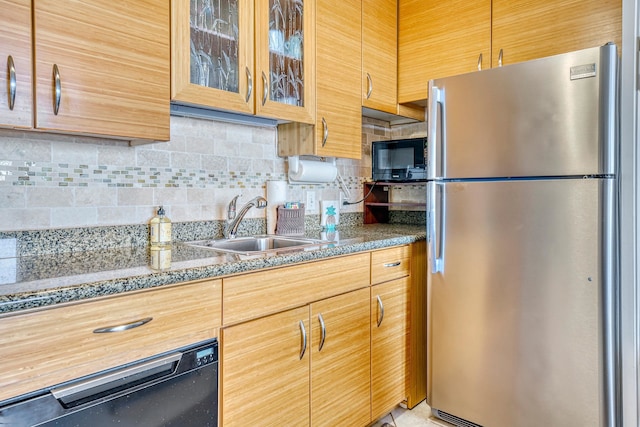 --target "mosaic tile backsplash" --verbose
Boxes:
[0,115,427,235]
